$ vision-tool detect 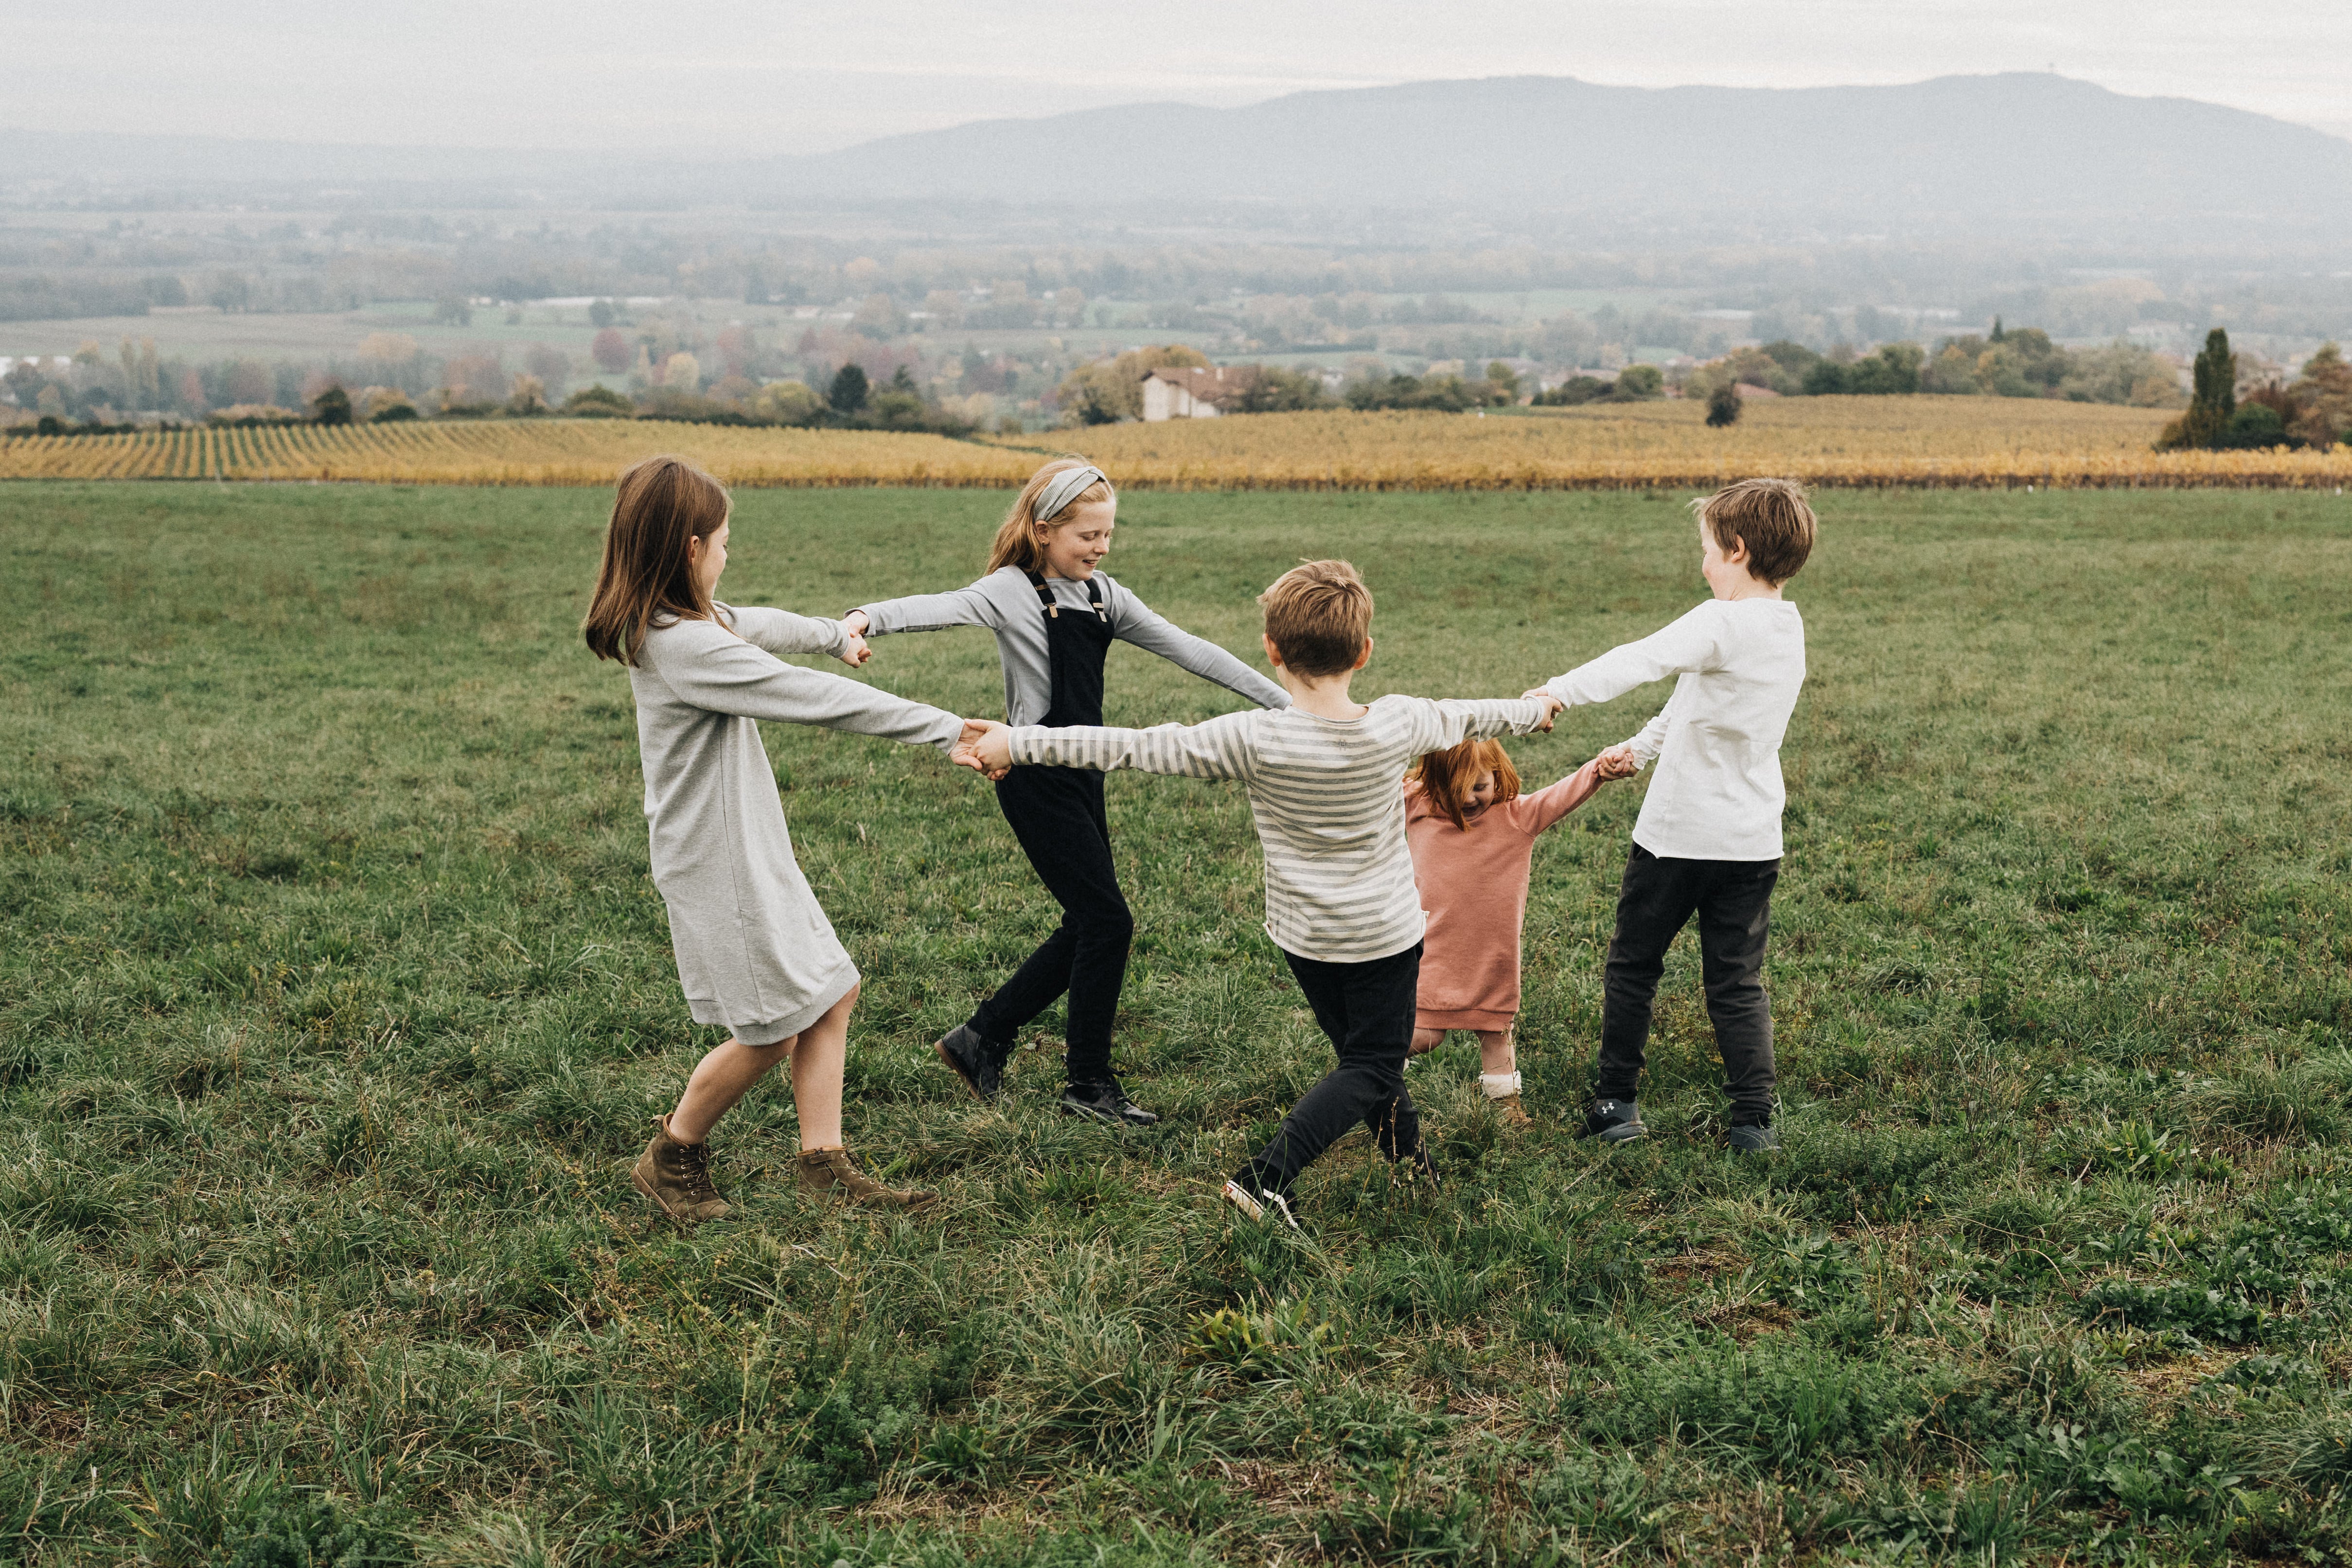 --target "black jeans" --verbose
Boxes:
[1596,844,1780,1124]
[1237,944,1423,1197]
[970,765,1133,1085]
